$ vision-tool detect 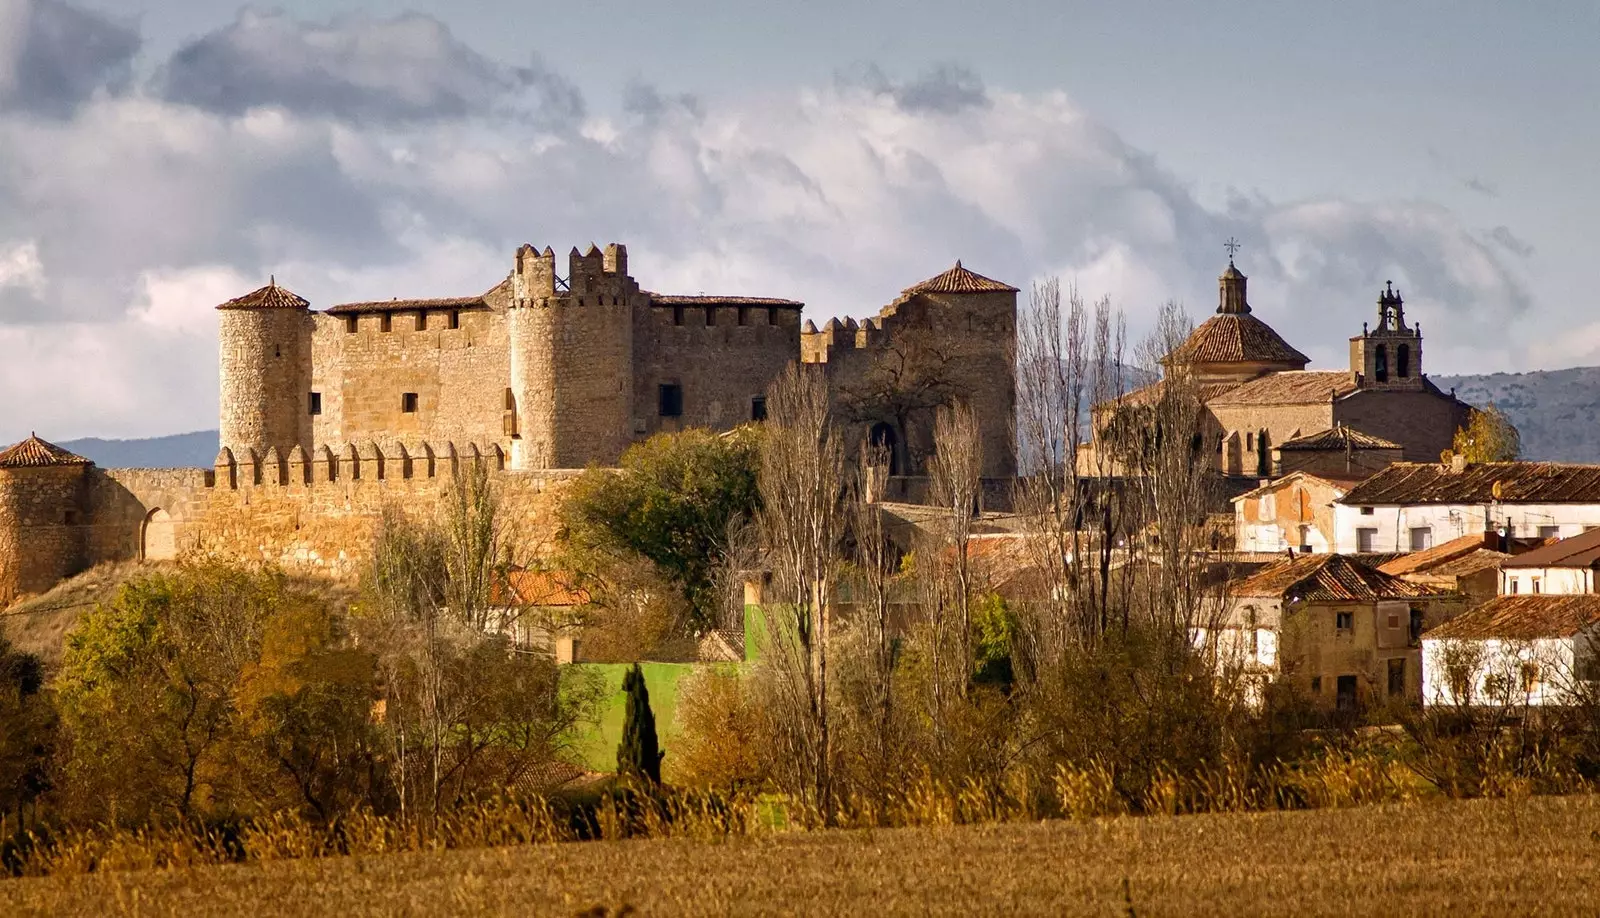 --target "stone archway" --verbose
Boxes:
[142,508,176,562]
